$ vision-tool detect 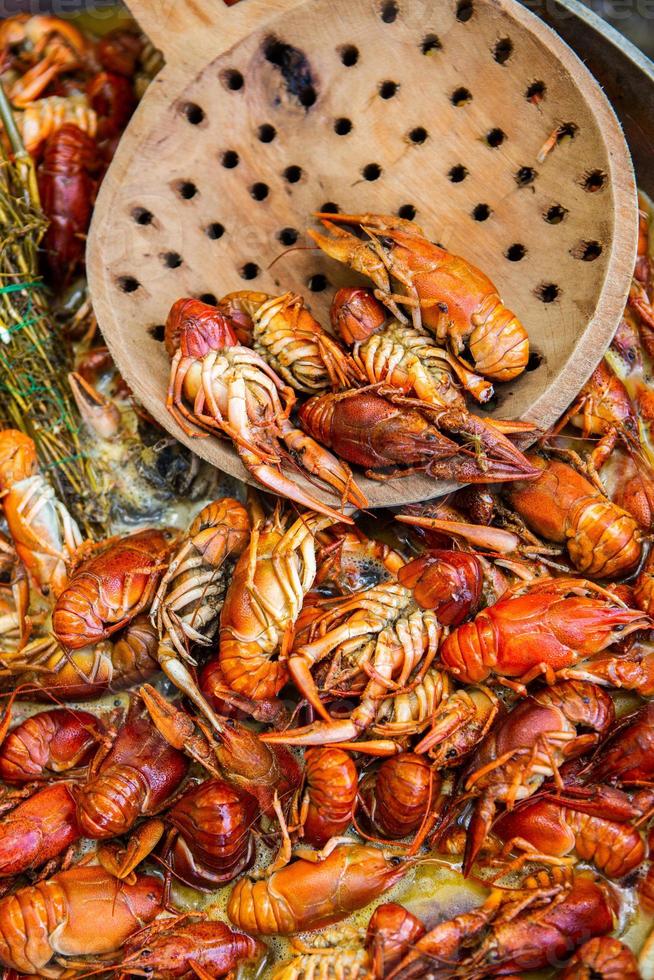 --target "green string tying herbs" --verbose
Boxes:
[0,83,101,537]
